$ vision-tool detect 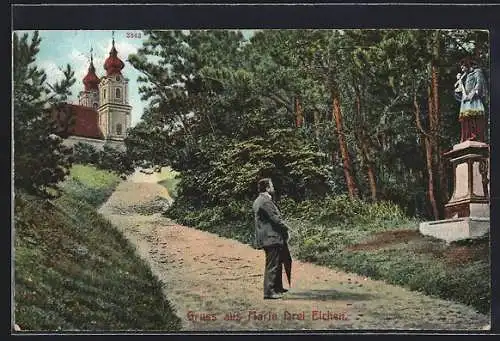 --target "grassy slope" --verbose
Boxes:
[14,165,181,331]
[287,218,490,315]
